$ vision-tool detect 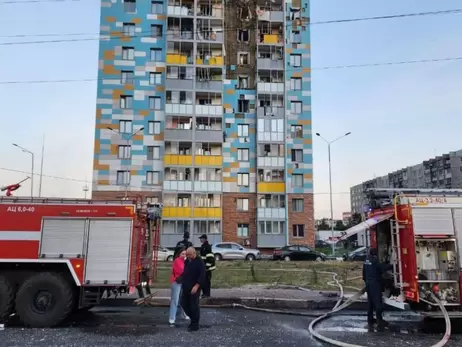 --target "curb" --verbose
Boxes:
[99,296,371,311]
